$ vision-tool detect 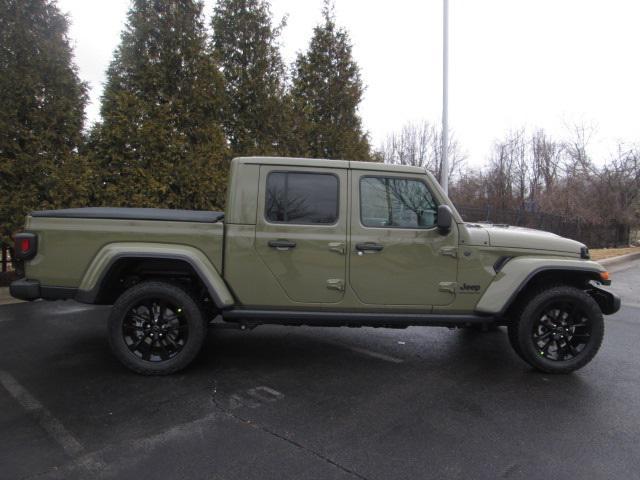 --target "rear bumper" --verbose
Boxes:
[10,279,77,301]
[10,279,40,300]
